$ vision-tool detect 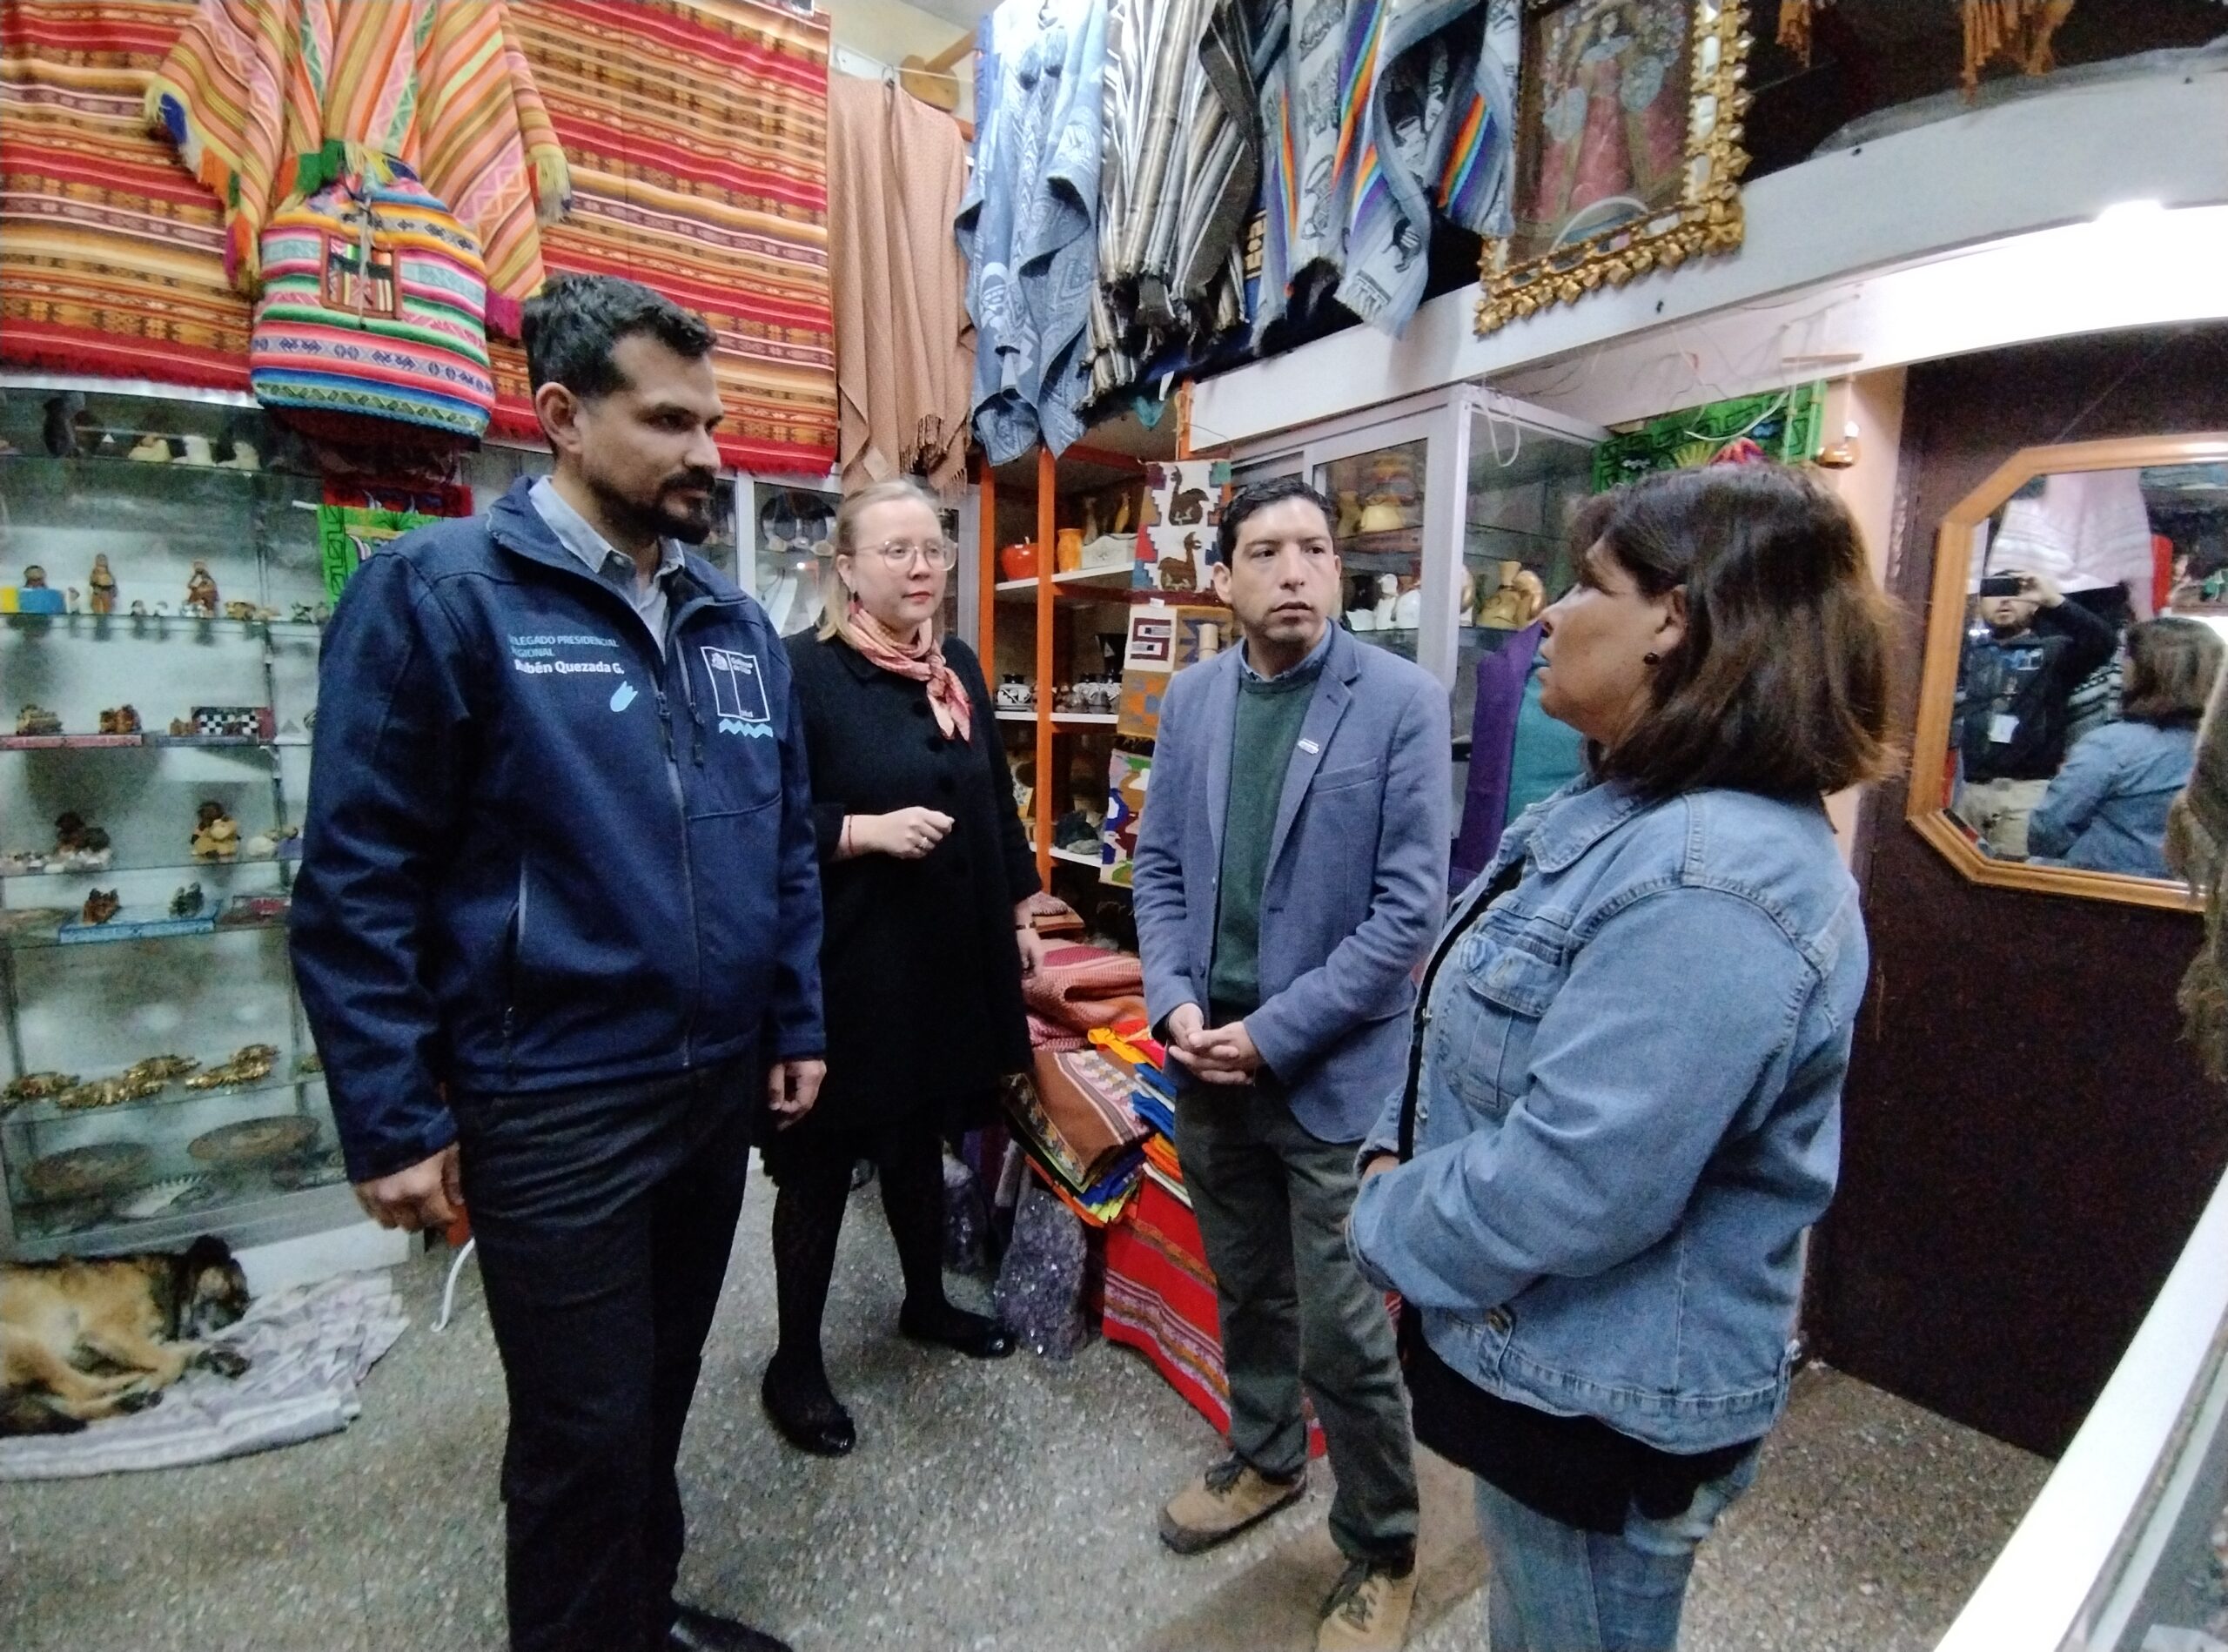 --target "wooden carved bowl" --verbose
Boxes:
[24,1141,153,1199]
[188,1115,320,1167]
